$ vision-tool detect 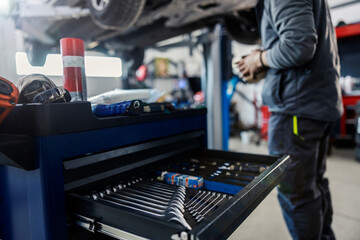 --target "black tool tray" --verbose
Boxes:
[0,102,290,240]
[67,147,289,240]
